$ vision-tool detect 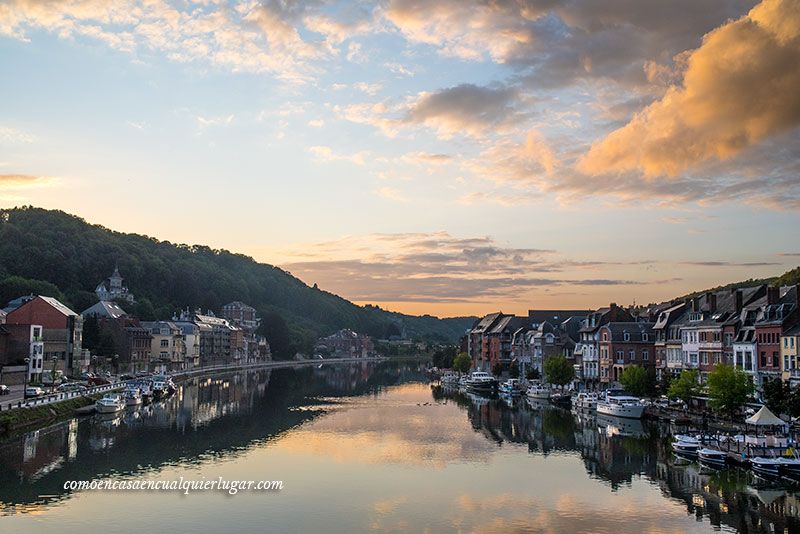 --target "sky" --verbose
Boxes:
[0,0,799,318]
